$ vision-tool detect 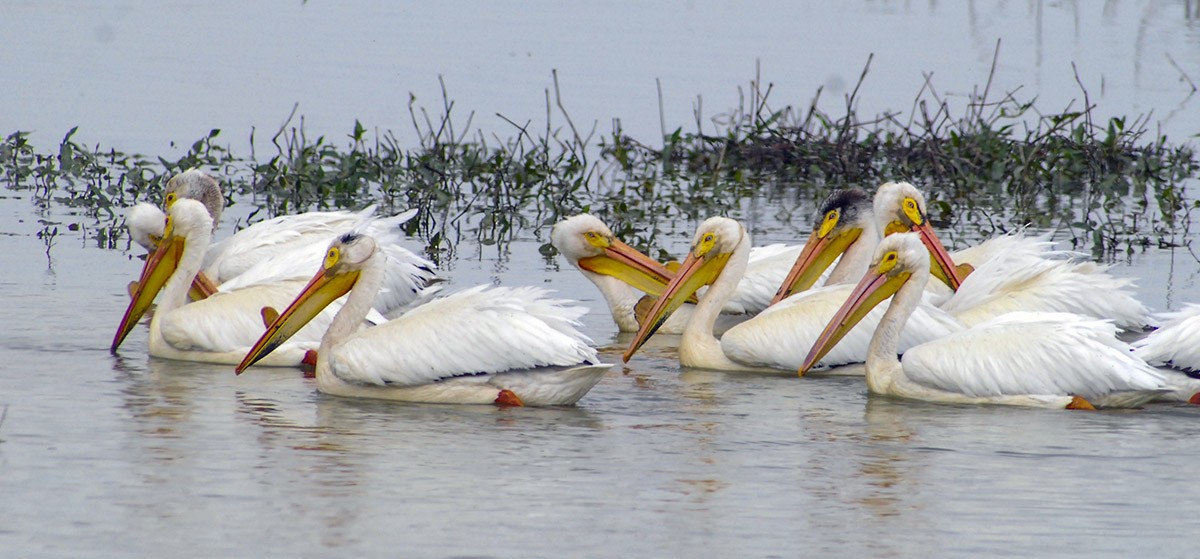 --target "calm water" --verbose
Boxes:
[5,2,1200,558]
